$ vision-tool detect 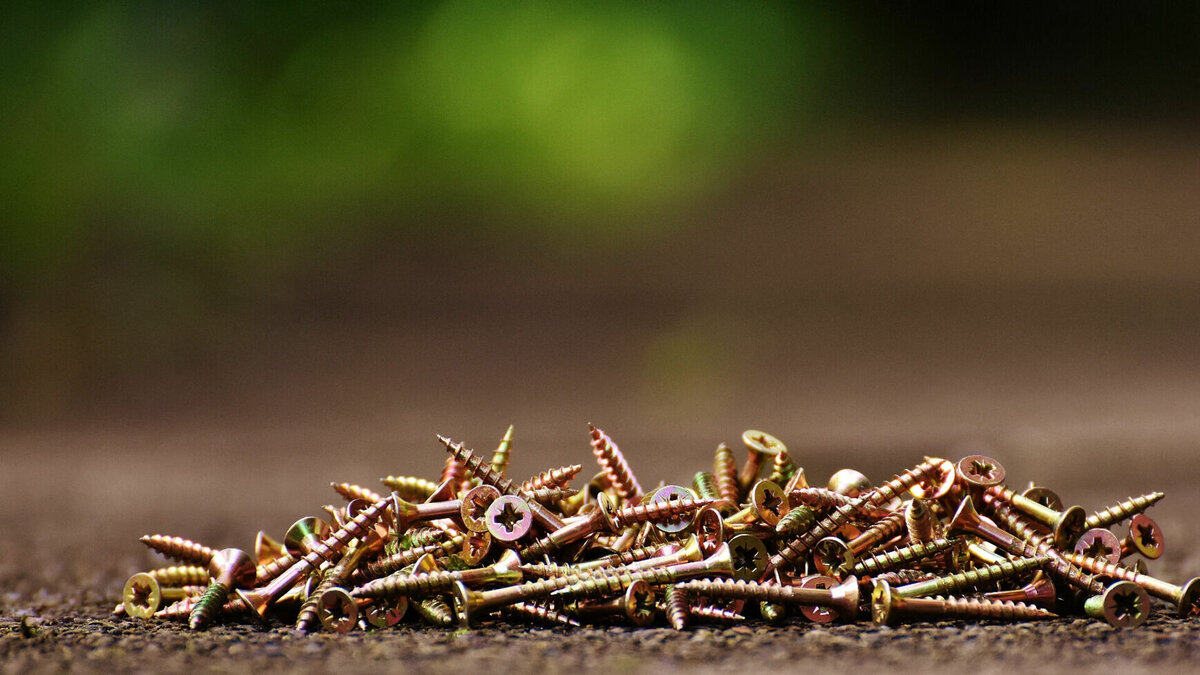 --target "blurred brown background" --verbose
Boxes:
[2,3,1200,583]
